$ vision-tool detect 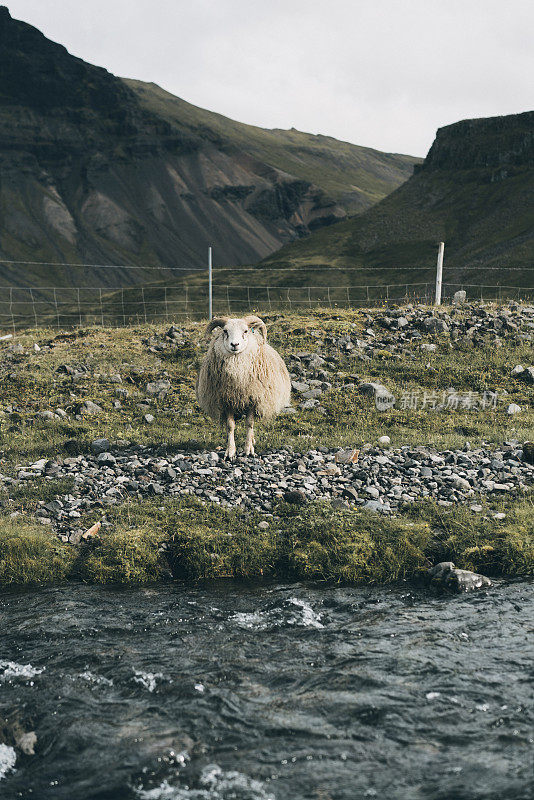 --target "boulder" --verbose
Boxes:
[91,438,110,454]
[428,561,492,592]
